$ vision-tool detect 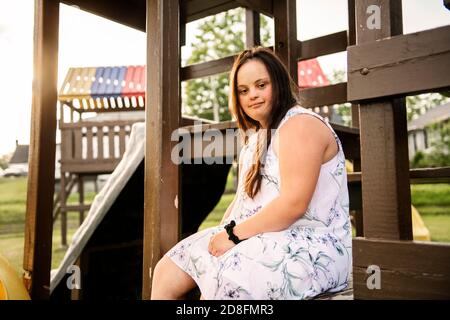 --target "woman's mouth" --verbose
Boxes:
[250,102,263,109]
